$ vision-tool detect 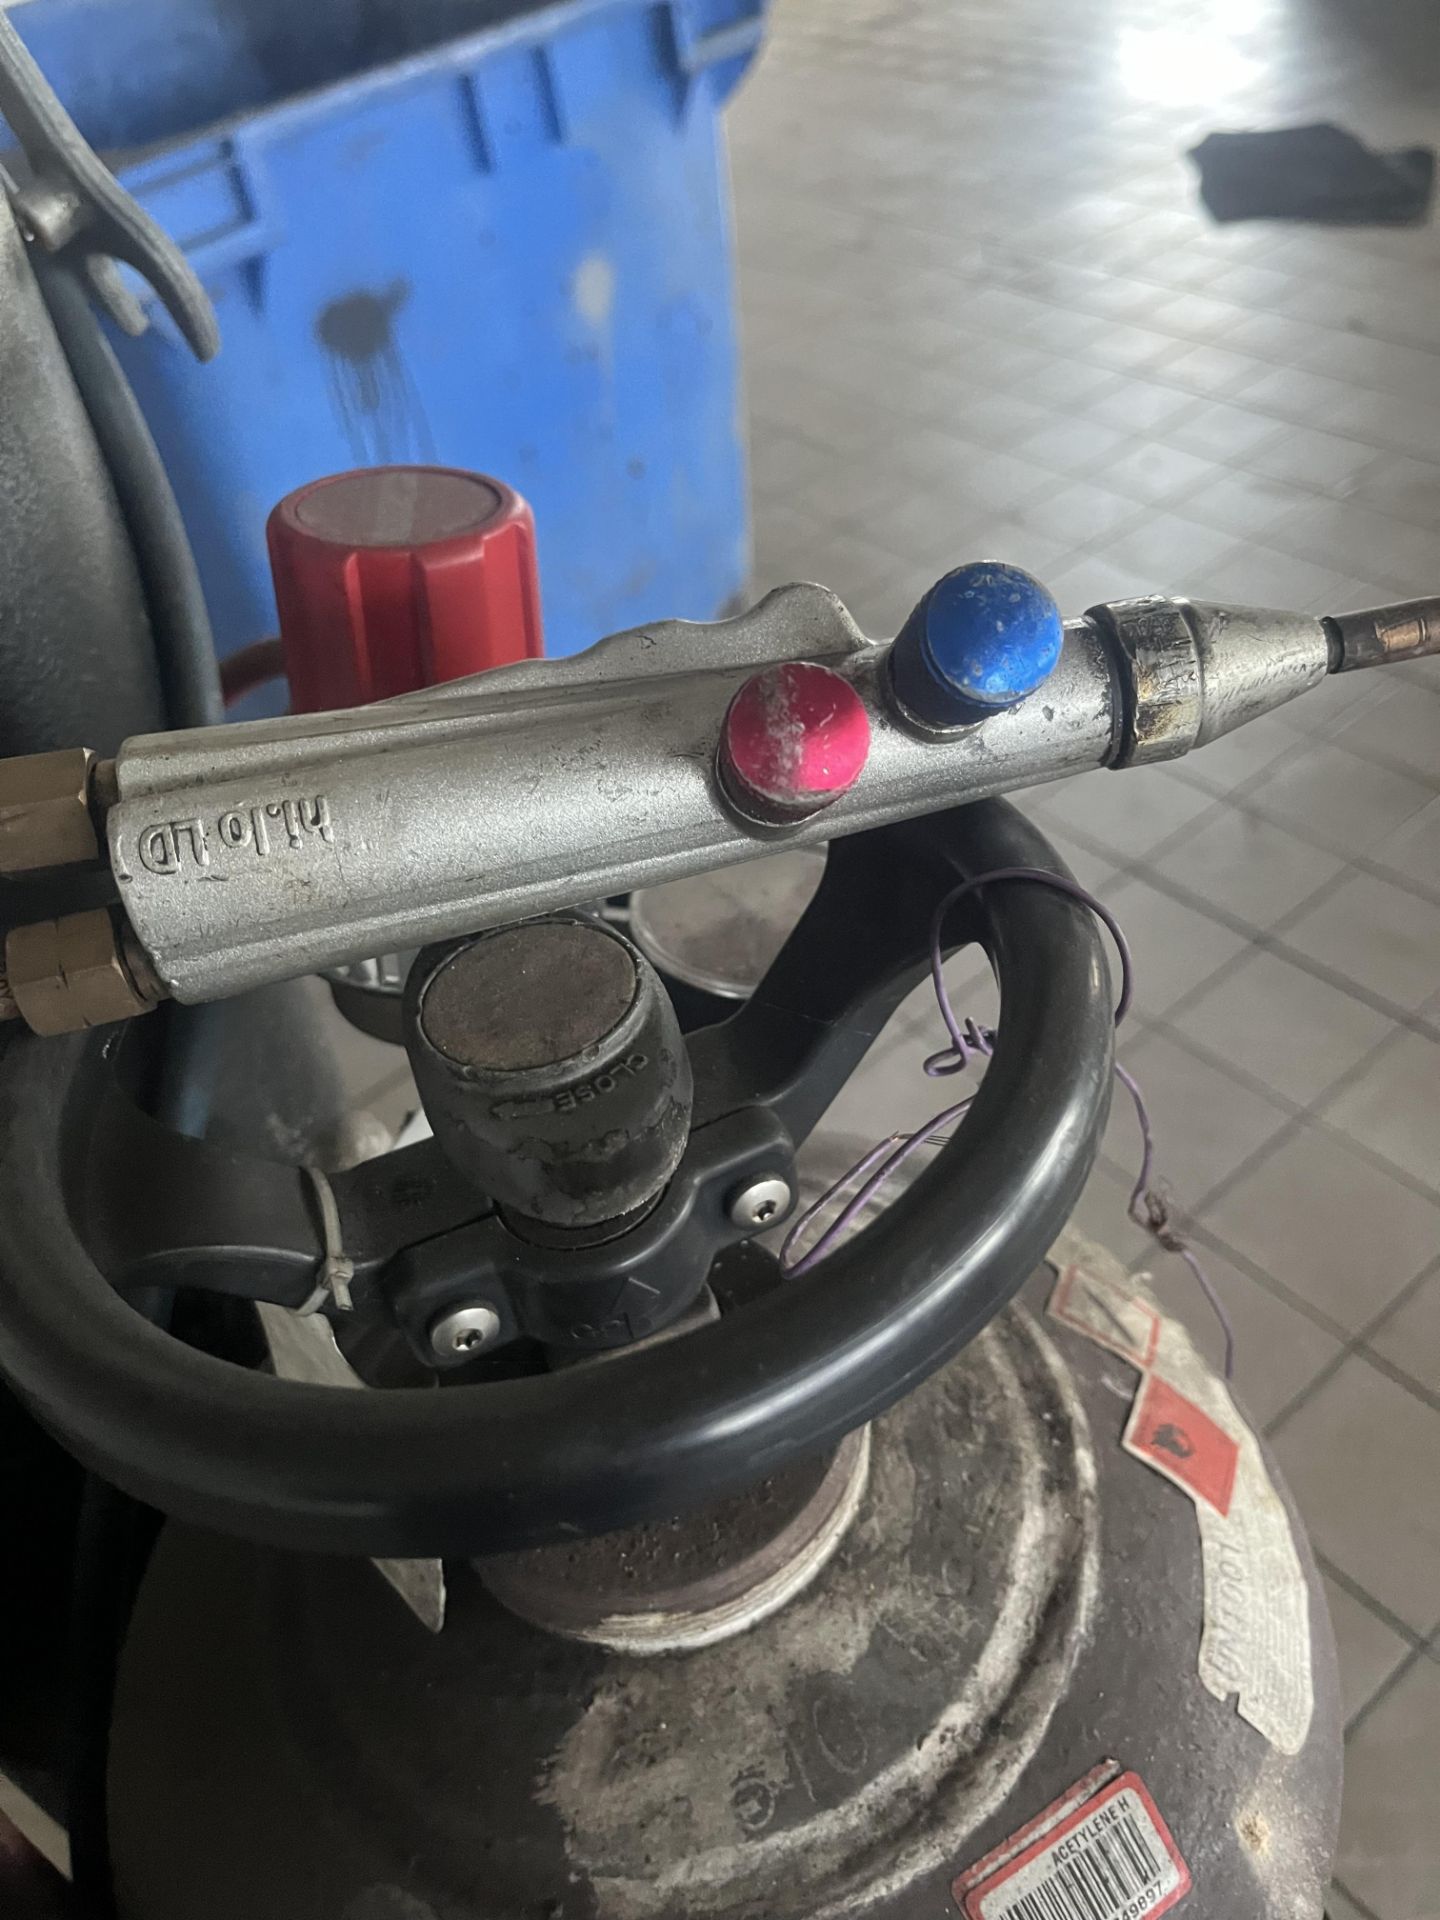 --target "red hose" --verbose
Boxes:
[220,637,286,707]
